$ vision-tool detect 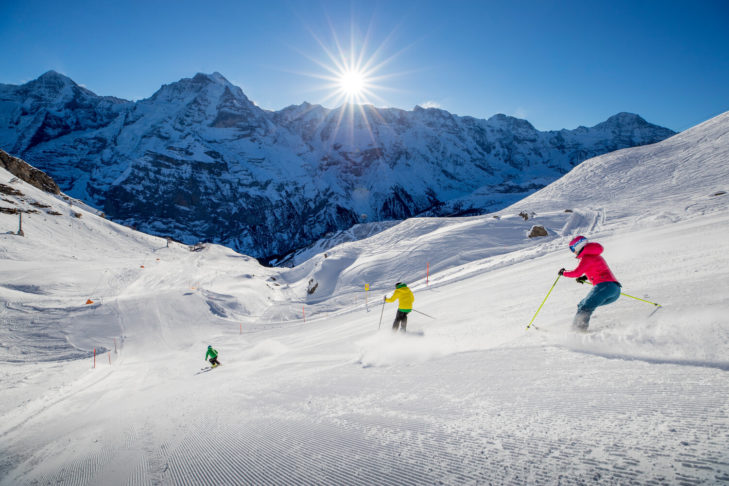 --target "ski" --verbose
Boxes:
[197,364,221,374]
